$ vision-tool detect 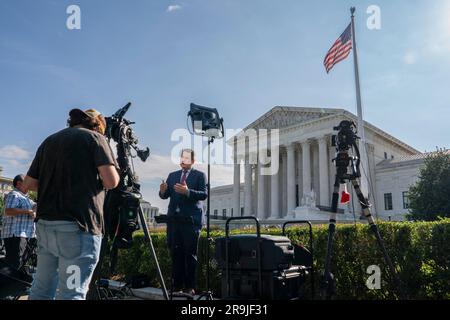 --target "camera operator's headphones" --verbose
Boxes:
[68,108,106,135]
